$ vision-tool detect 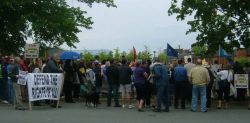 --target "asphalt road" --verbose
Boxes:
[0,101,249,123]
